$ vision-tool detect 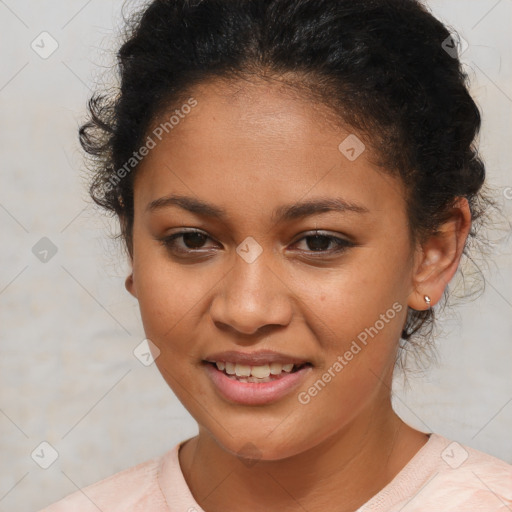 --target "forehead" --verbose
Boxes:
[134,78,406,223]
[149,77,348,162]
